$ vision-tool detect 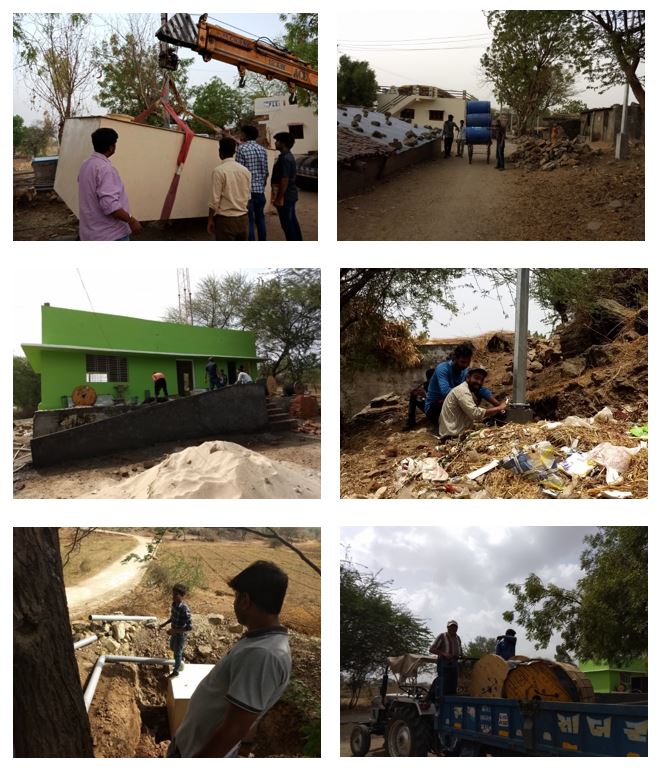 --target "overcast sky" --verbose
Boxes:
[341,525,592,661]
[13,267,269,355]
[337,10,644,110]
[423,271,551,339]
[14,13,288,123]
